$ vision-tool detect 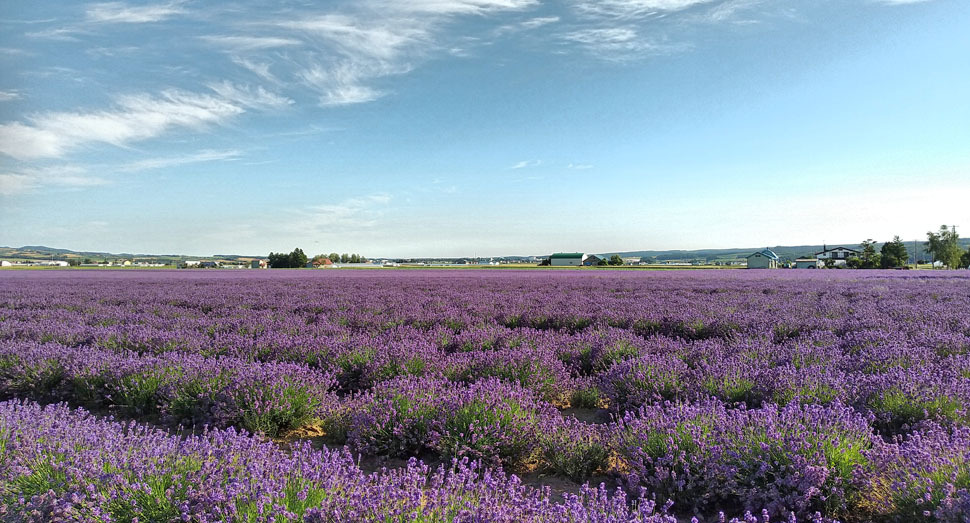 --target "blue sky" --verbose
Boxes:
[1,0,967,257]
